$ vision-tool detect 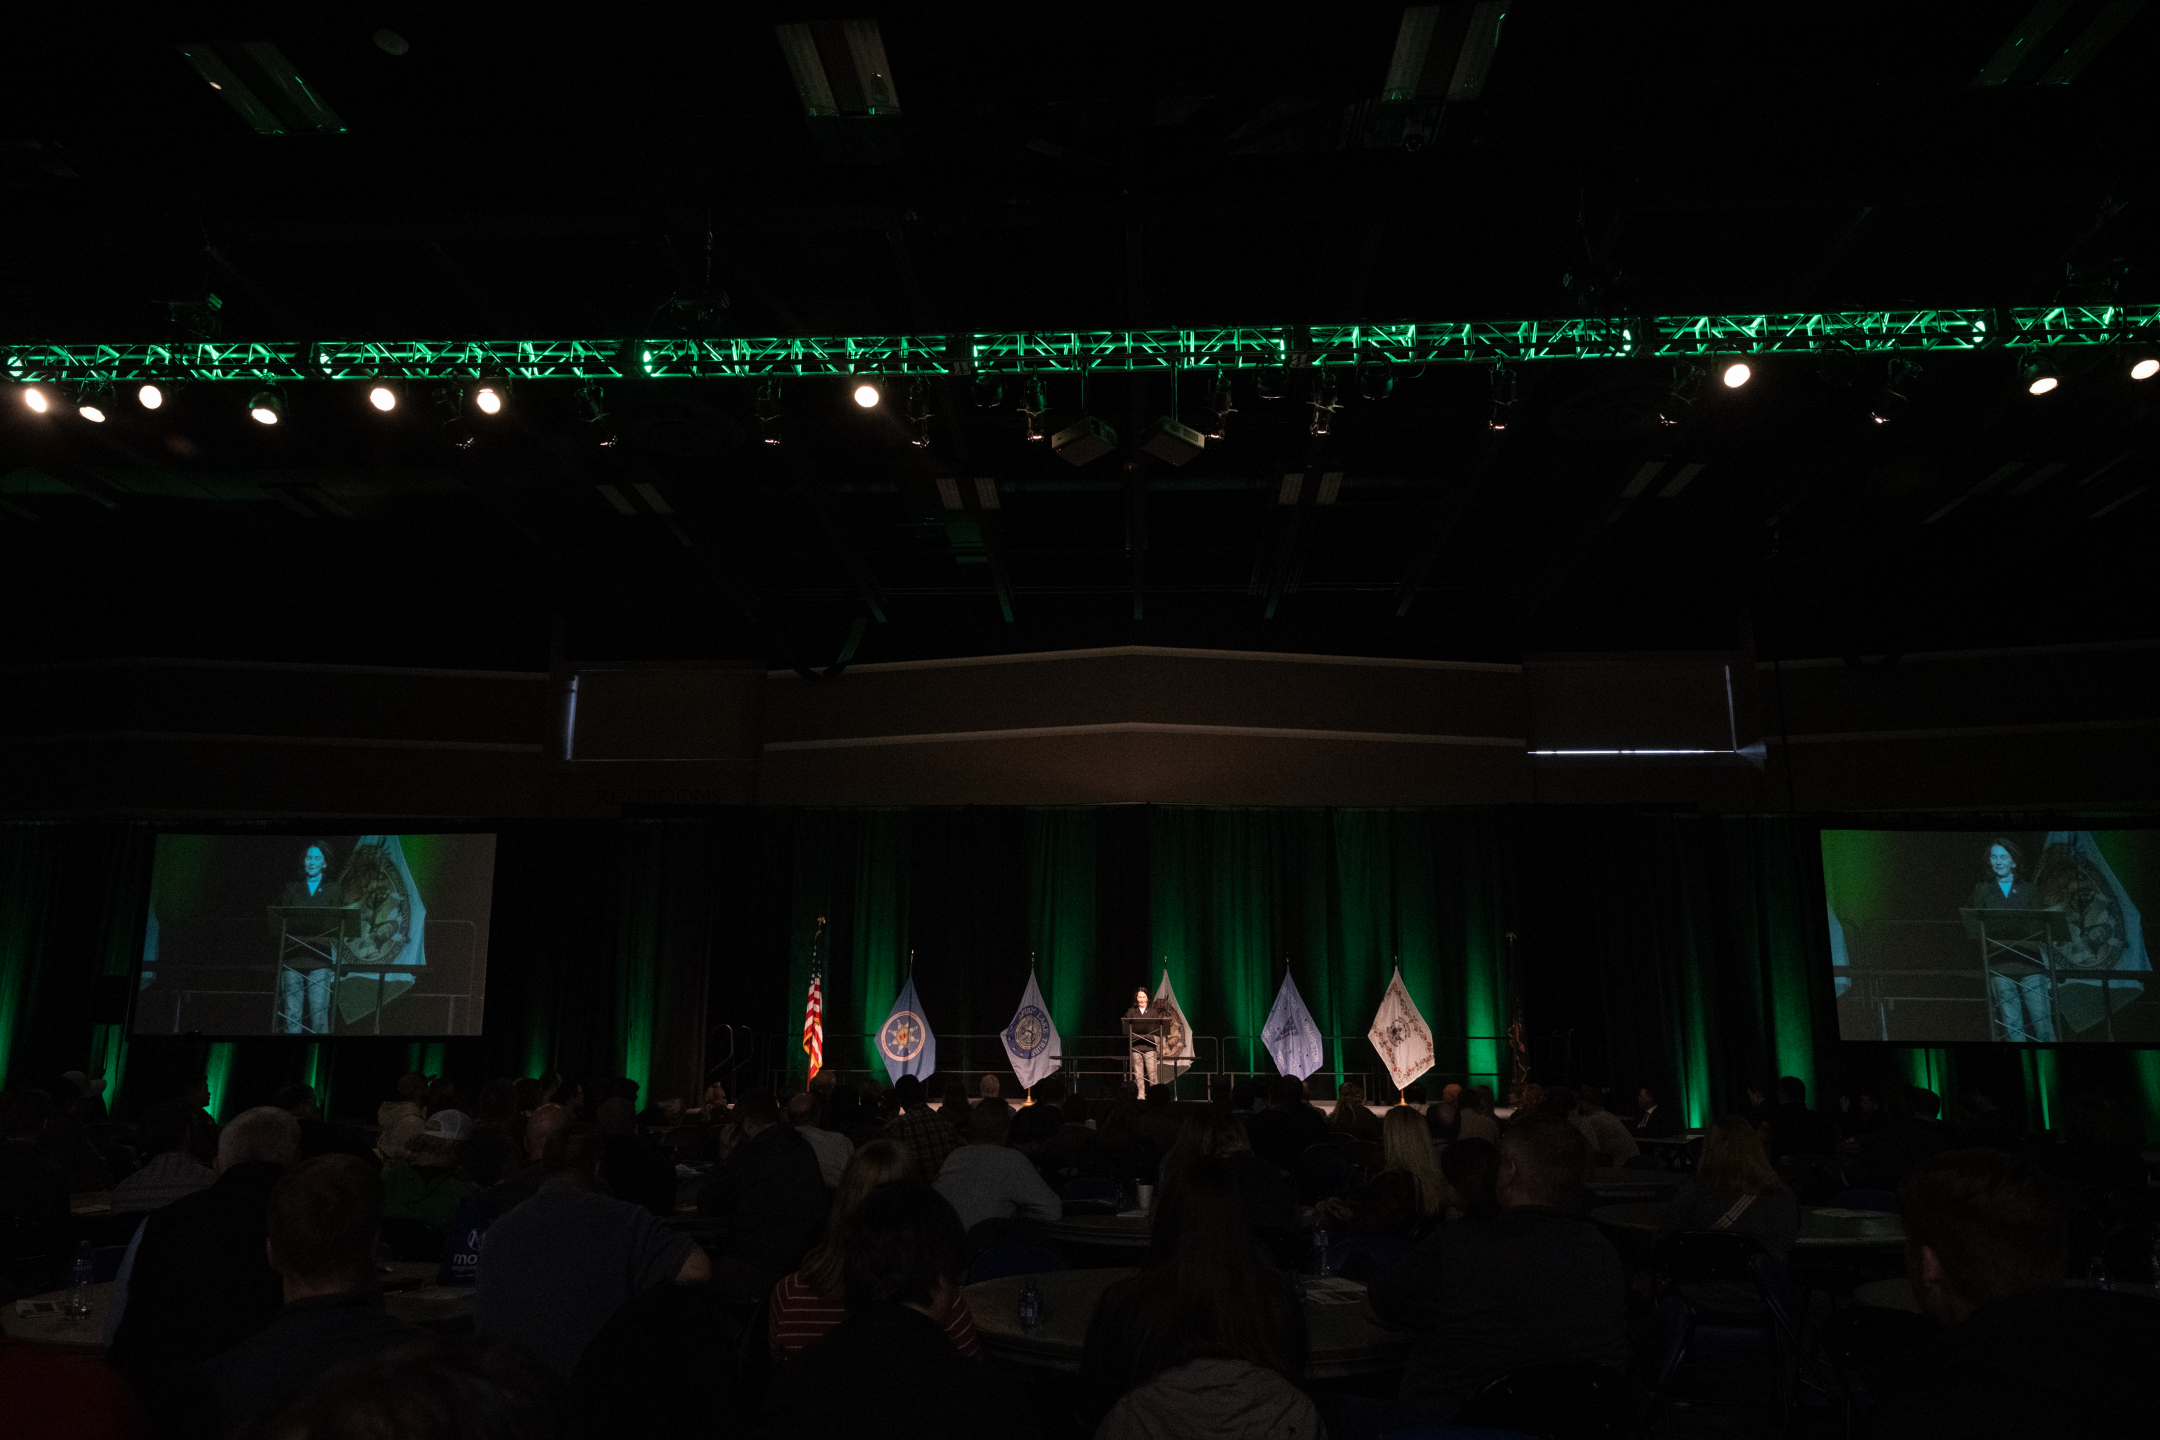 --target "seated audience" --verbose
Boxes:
[110,1098,215,1215]
[769,1139,981,1361]
[884,1074,962,1182]
[696,1092,828,1300]
[250,1335,560,1440]
[786,1090,855,1187]
[1133,1085,1183,1164]
[1366,1121,1625,1422]
[1160,1108,1296,1238]
[941,1080,976,1140]
[380,1110,476,1228]
[1326,1081,1384,1144]
[1956,1081,2026,1153]
[1867,1149,2160,1438]
[1759,1075,1839,1159]
[1439,1136,1500,1221]
[1244,1076,1330,1174]
[1849,1083,1952,1190]
[757,1182,1035,1439]
[1456,1086,1501,1145]
[374,1074,430,1160]
[933,1097,1061,1235]
[596,1096,678,1214]
[977,1073,1011,1111]
[1570,1085,1640,1167]
[1656,1115,1801,1312]
[1427,1082,1463,1142]
[1081,1156,1312,1437]
[483,1102,569,1216]
[478,1124,709,1375]
[464,1079,523,1186]
[270,1084,372,1163]
[1632,1082,1683,1138]
[1320,1105,1447,1240]
[183,1155,415,1438]
[108,1106,301,1414]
